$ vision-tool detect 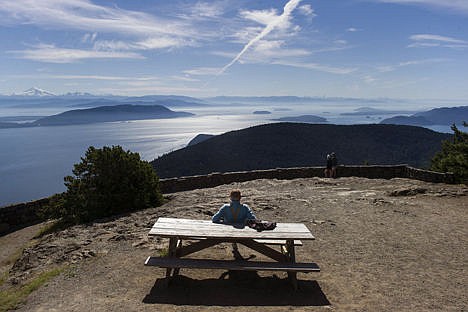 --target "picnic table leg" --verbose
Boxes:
[165,237,178,279]
[172,239,183,276]
[285,240,298,290]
